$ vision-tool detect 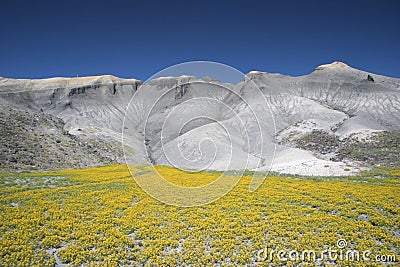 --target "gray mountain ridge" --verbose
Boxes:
[1,62,399,175]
